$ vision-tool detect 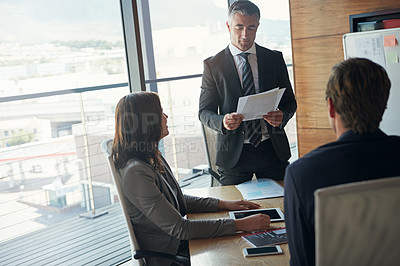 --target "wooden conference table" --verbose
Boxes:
[185,184,289,266]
